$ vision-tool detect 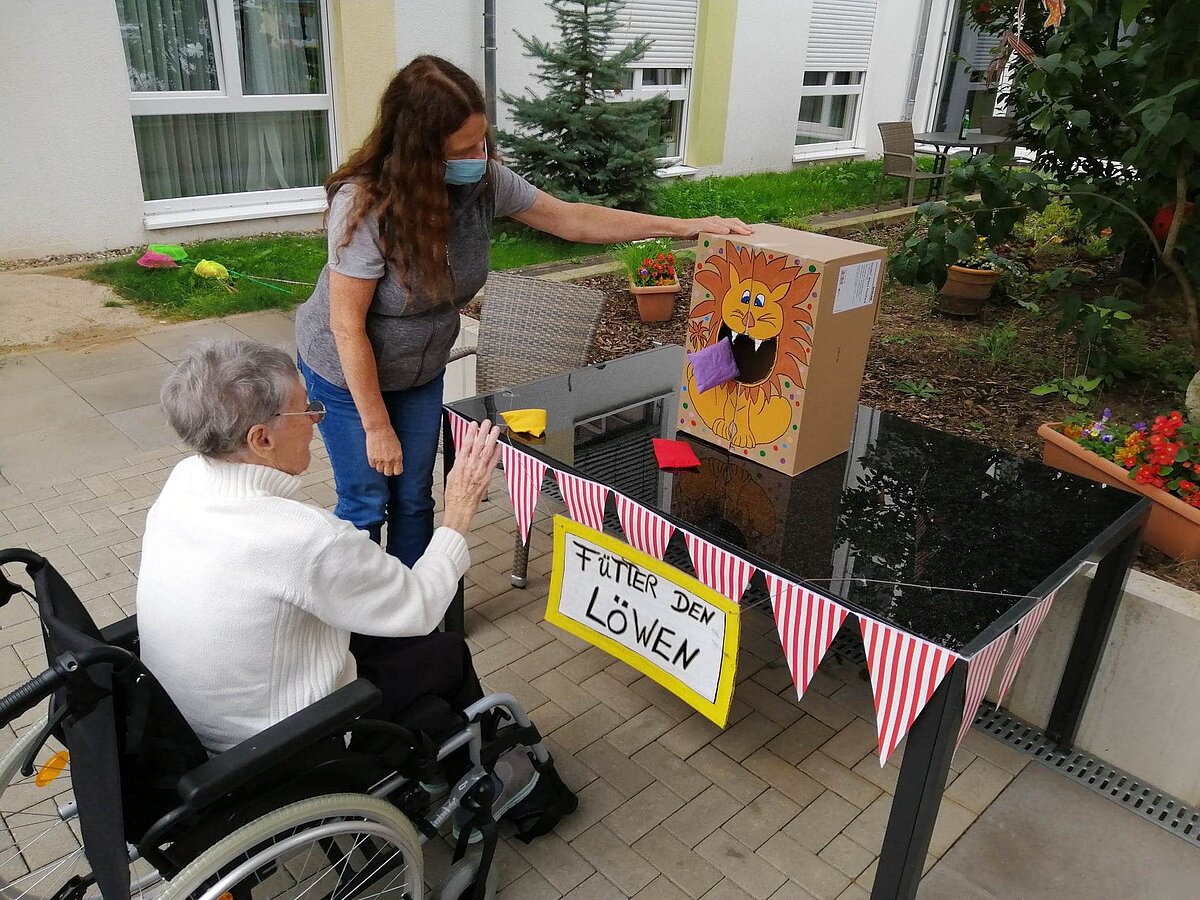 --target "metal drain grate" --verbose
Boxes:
[975,703,1200,848]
